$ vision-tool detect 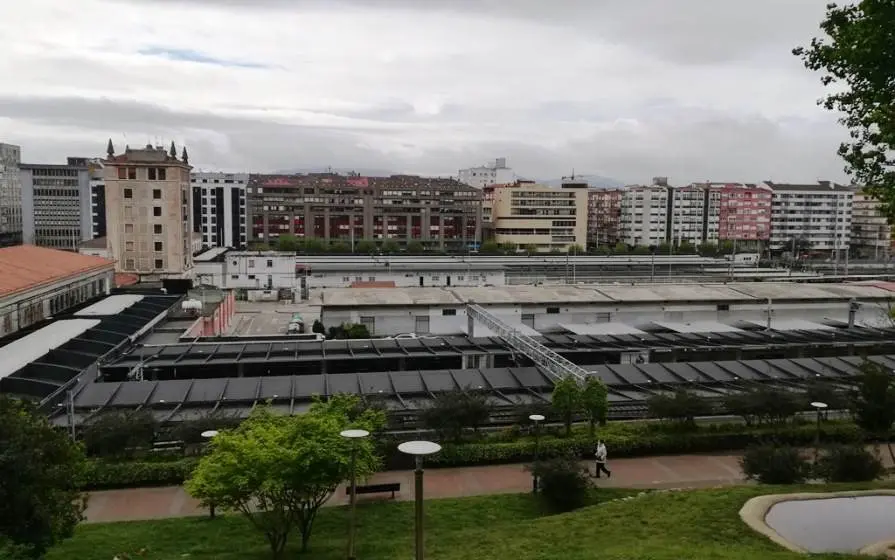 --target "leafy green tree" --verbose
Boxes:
[567,244,584,255]
[551,377,582,437]
[647,389,712,429]
[275,234,300,252]
[525,244,540,255]
[187,399,380,557]
[406,240,425,254]
[381,239,400,254]
[420,388,491,443]
[479,241,501,255]
[354,239,377,254]
[581,376,609,438]
[498,242,518,254]
[795,2,895,218]
[0,396,86,558]
[677,241,696,255]
[611,242,628,255]
[718,240,735,255]
[328,240,350,254]
[656,242,671,255]
[170,411,240,446]
[81,409,157,459]
[303,238,327,254]
[697,242,718,257]
[631,245,651,255]
[527,455,591,512]
[852,360,895,464]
